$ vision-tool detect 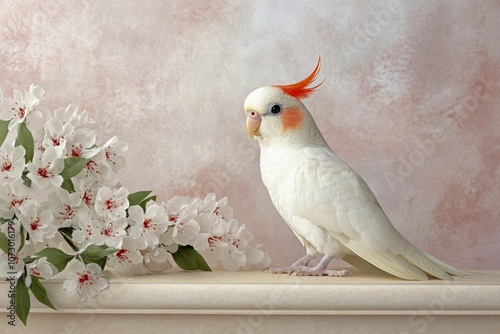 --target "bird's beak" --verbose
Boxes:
[246,110,262,137]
